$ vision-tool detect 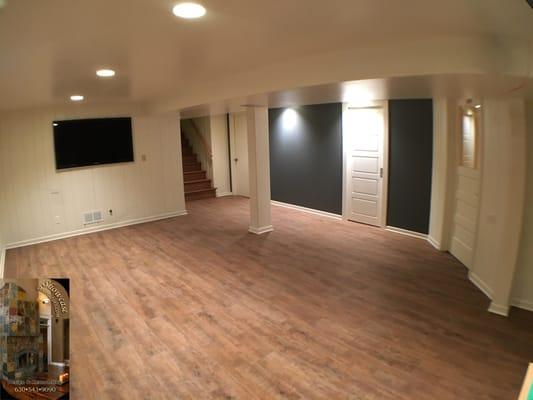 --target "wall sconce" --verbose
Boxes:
[281,108,298,130]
